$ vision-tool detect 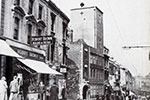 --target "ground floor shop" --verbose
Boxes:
[0,55,63,100]
[0,38,65,100]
